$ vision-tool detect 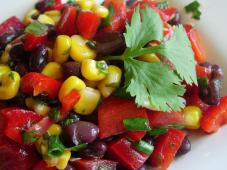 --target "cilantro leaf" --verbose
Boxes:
[25,21,48,35]
[123,118,151,131]
[125,59,185,111]
[101,3,114,27]
[69,143,87,152]
[48,135,65,157]
[185,1,201,20]
[156,1,169,9]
